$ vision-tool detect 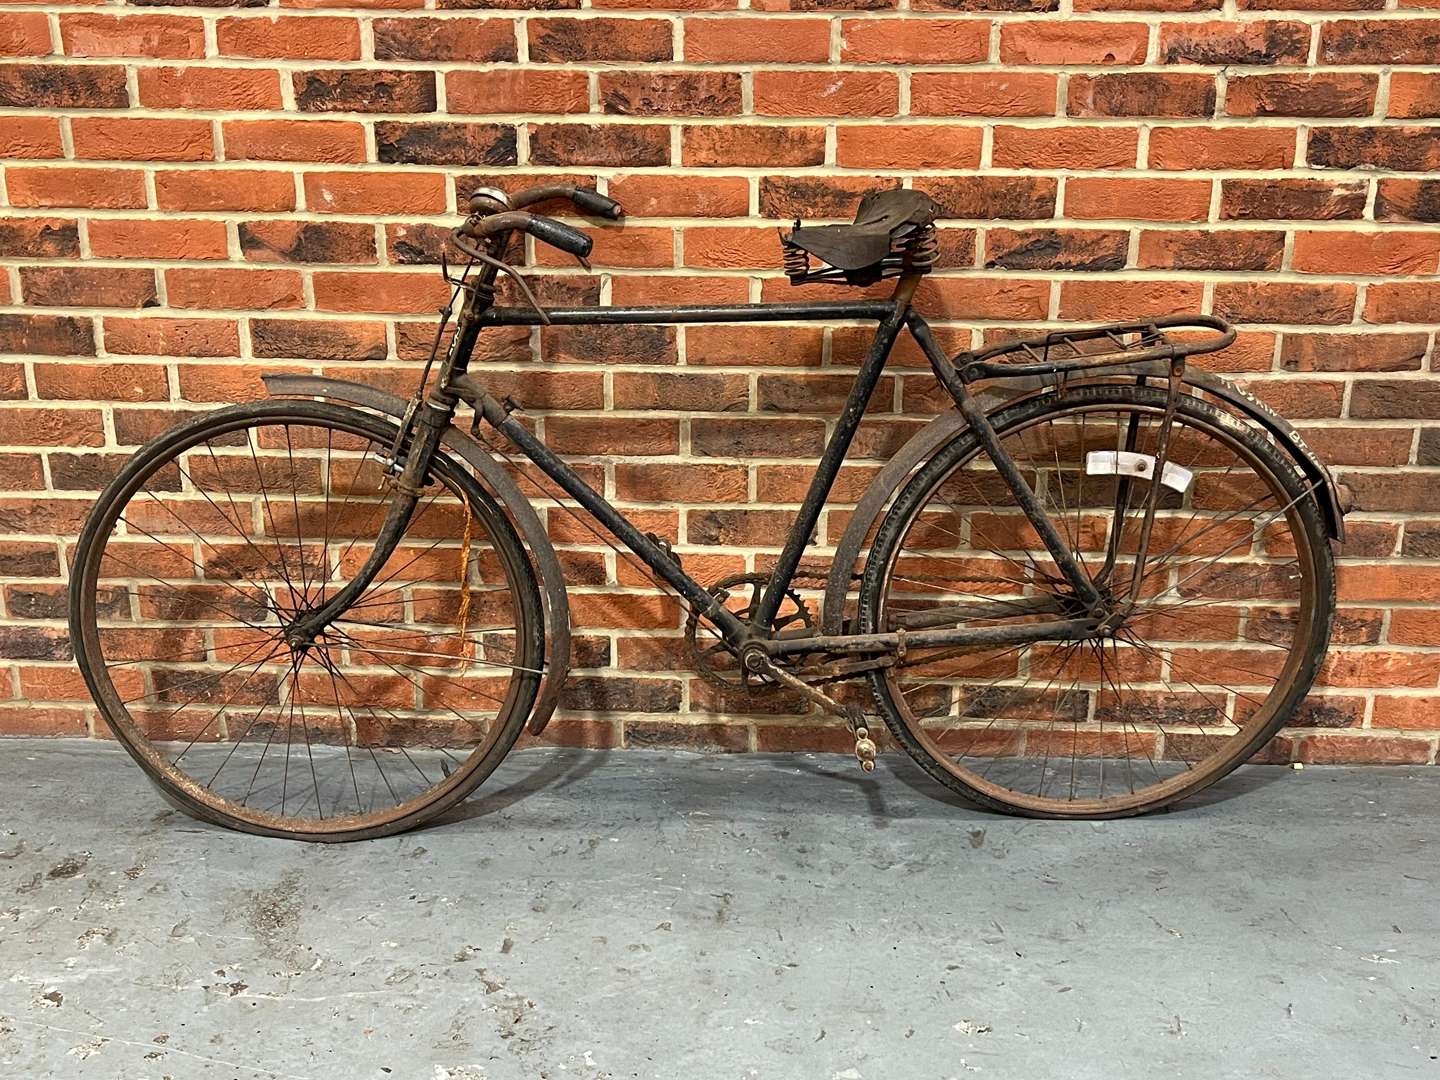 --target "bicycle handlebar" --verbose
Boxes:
[460,210,593,259]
